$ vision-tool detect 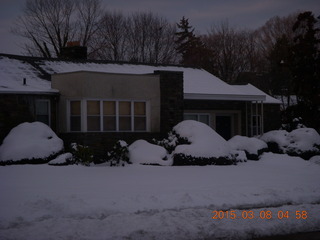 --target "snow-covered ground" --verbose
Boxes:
[0,152,320,240]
